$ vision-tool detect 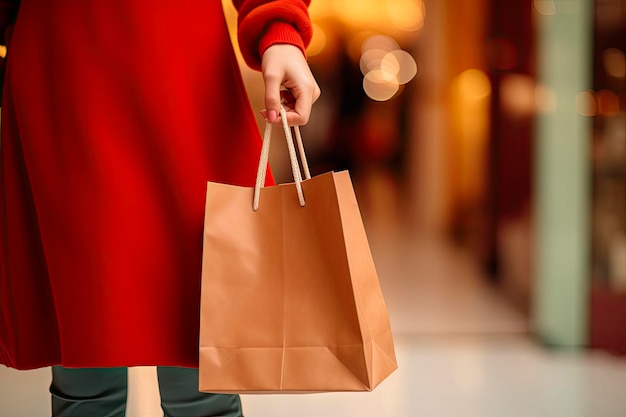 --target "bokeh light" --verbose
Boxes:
[598,89,620,116]
[363,70,400,101]
[361,34,400,54]
[307,24,327,57]
[381,50,418,84]
[603,48,626,78]
[575,90,597,116]
[360,48,389,75]
[333,0,384,28]
[452,69,492,102]
[359,35,418,101]
[386,0,426,32]
[313,0,427,35]
[534,0,556,16]
[574,90,624,117]
[500,74,535,117]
